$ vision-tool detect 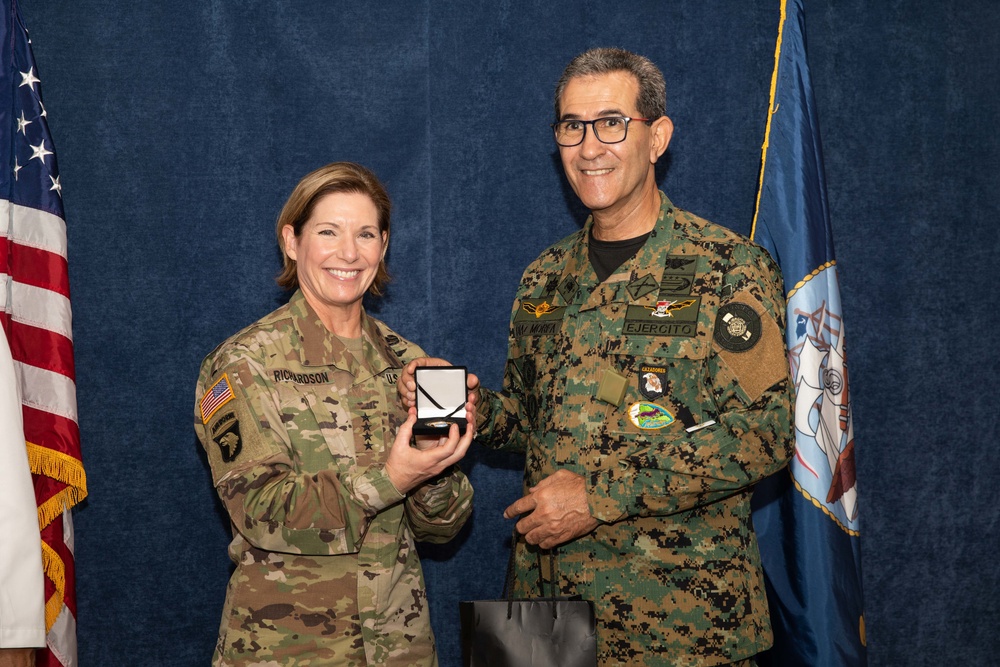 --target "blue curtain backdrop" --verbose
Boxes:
[16,1,1000,665]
